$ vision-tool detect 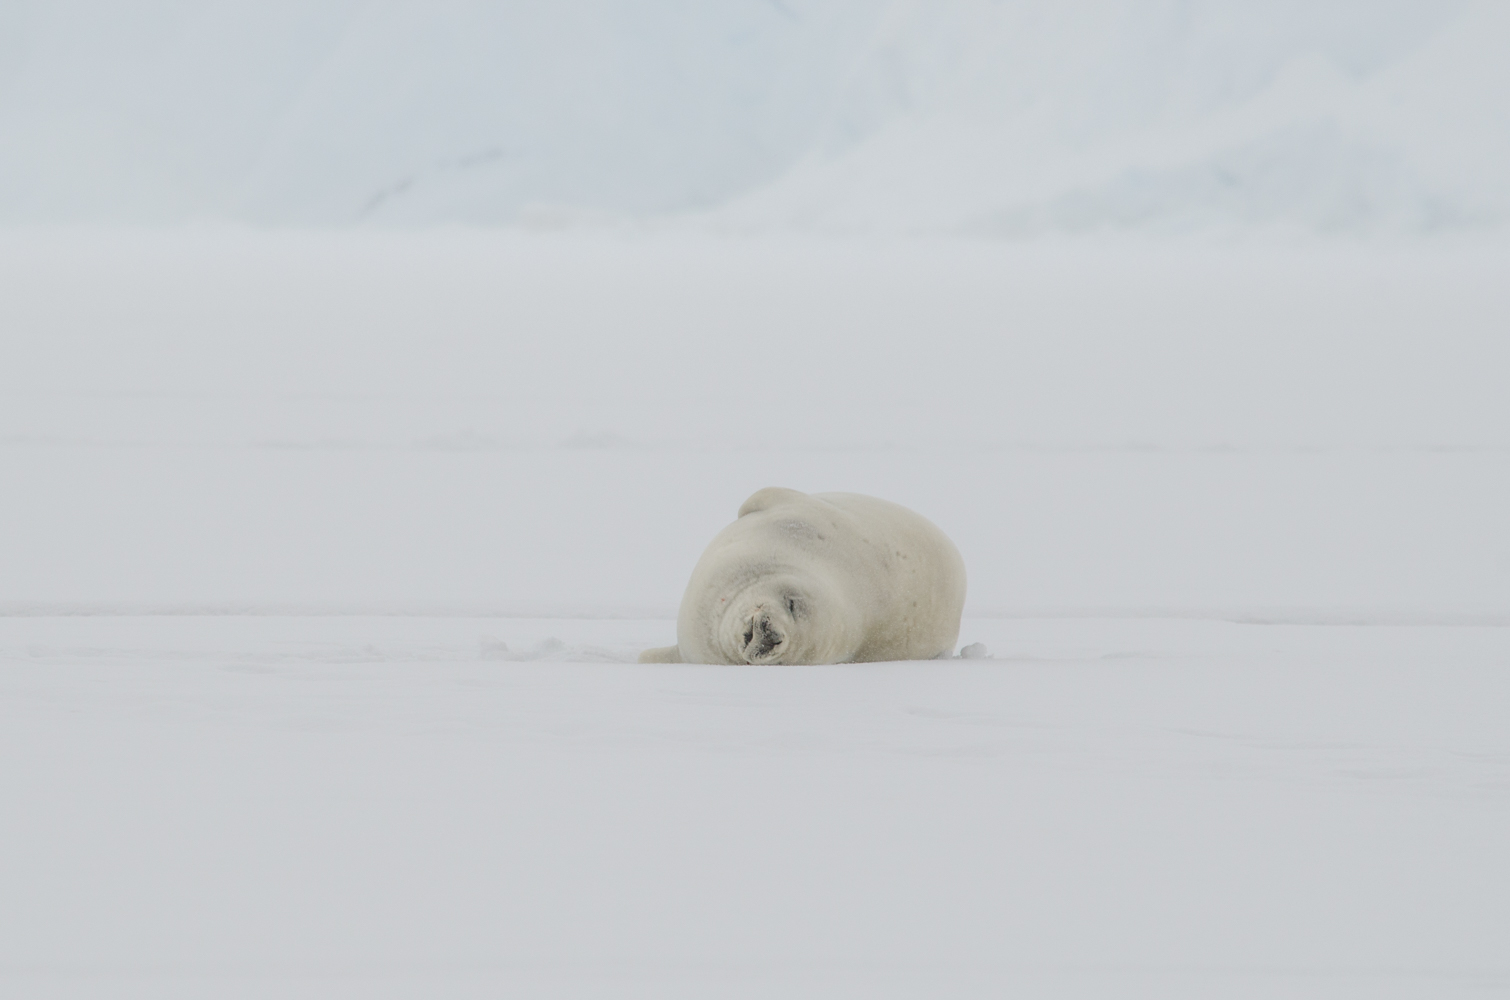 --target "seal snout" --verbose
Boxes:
[740,607,786,663]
